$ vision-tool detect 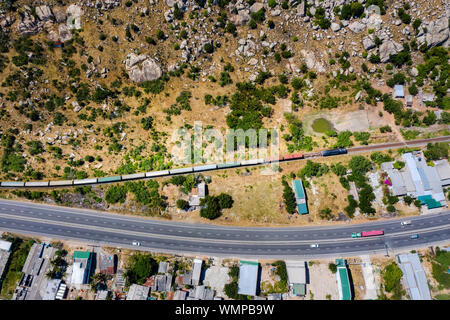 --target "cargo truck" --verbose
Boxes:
[351,230,384,238]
